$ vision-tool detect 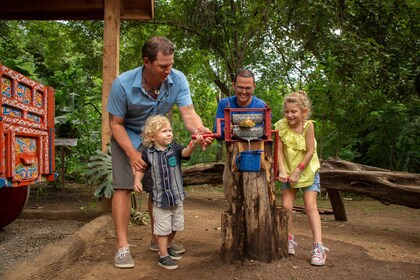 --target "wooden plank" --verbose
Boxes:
[0,0,103,12]
[0,0,154,20]
[292,205,334,215]
[55,138,78,147]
